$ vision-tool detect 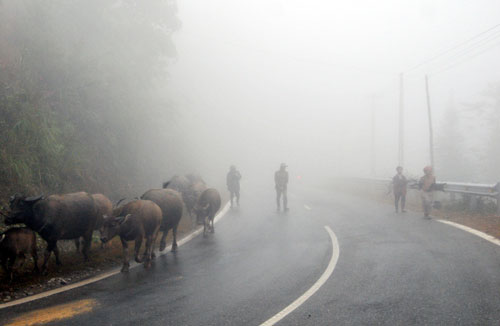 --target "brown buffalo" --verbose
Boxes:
[0,228,38,281]
[100,199,162,272]
[141,189,183,252]
[194,188,221,236]
[6,192,98,273]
